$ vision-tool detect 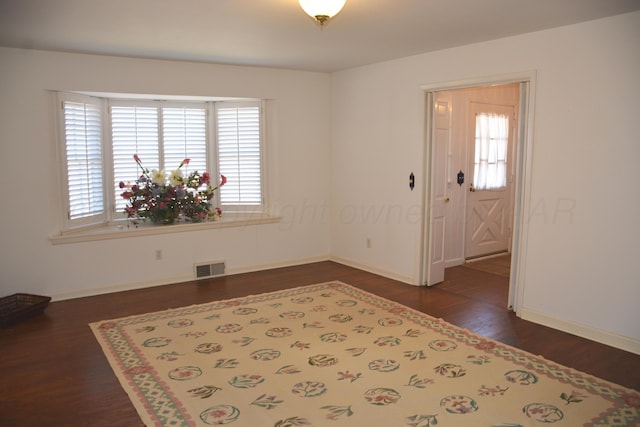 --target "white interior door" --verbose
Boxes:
[426,93,452,285]
[465,103,515,259]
